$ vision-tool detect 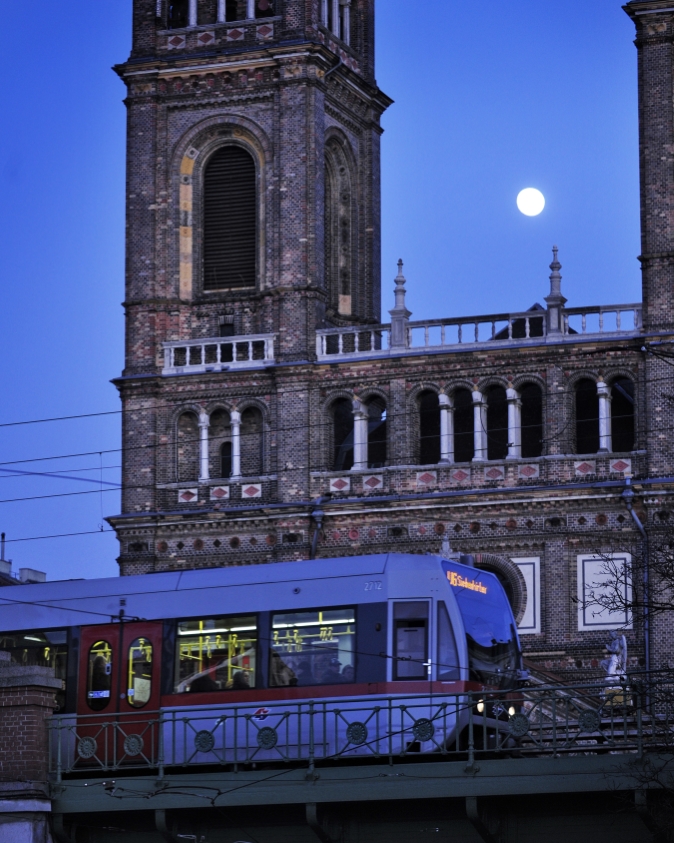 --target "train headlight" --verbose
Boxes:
[508,706,516,717]
[477,700,484,713]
